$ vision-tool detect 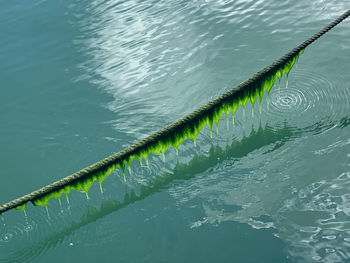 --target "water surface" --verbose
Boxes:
[0,0,349,262]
